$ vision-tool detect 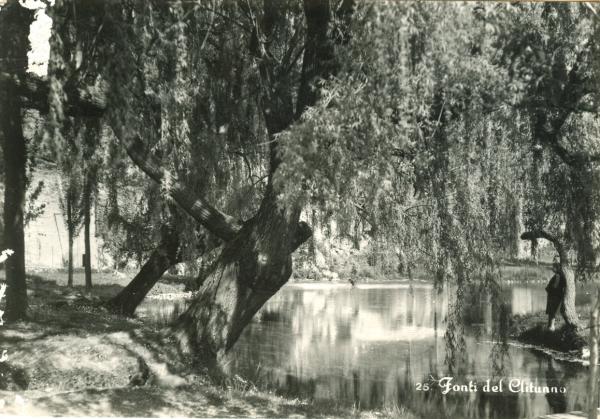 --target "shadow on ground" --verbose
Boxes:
[0,274,403,418]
